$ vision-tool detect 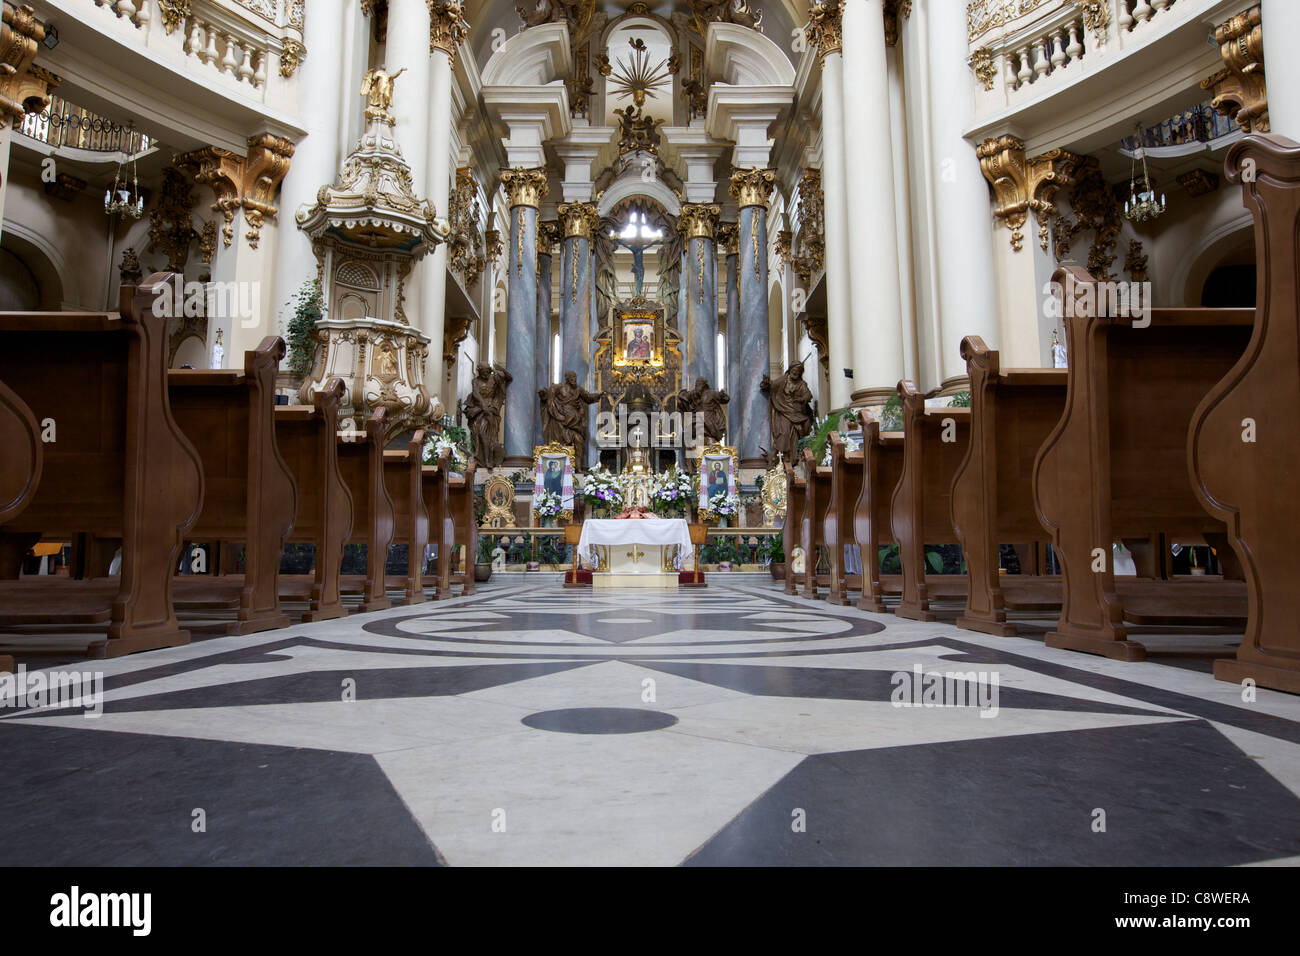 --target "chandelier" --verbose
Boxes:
[1123,125,1165,223]
[104,122,144,219]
